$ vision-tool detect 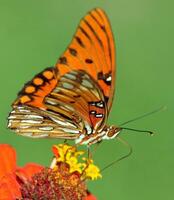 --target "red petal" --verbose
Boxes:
[0,174,21,199]
[16,163,43,181]
[52,146,60,157]
[85,193,97,200]
[0,144,16,179]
